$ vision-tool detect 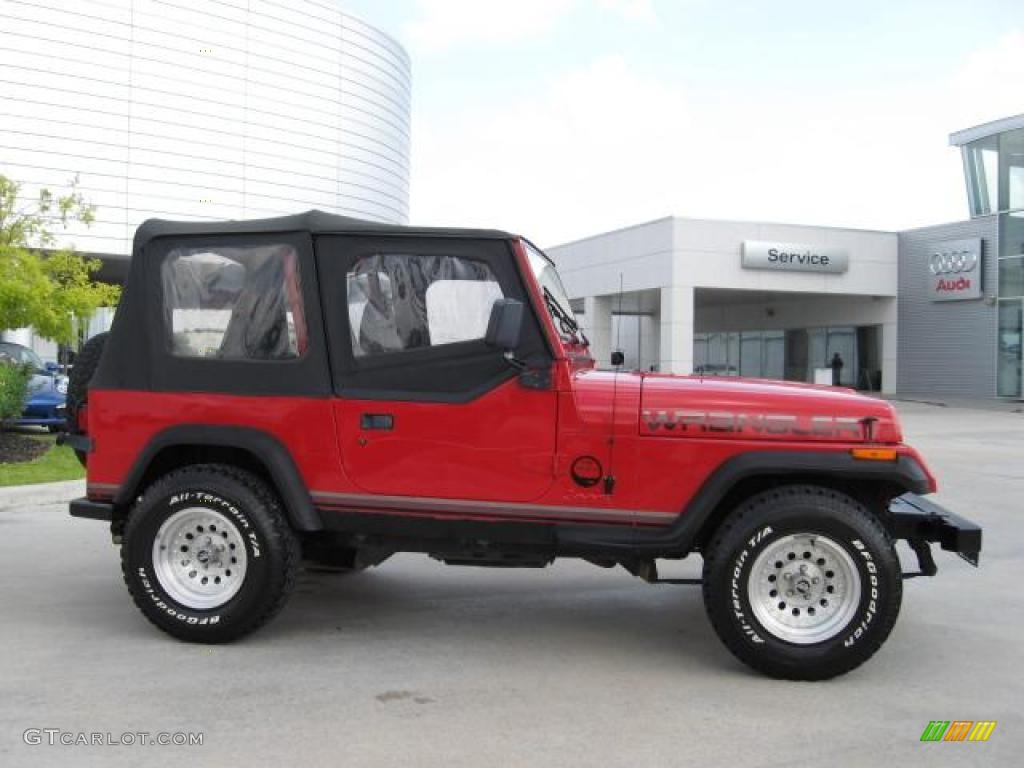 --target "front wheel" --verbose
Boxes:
[702,485,902,680]
[121,464,300,642]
